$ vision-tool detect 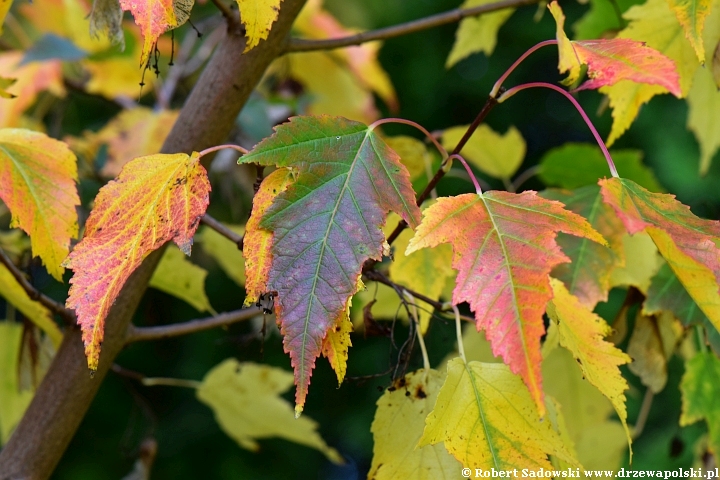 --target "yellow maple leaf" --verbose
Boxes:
[196,359,342,462]
[687,67,720,175]
[441,124,526,180]
[667,0,713,63]
[600,0,698,146]
[0,129,79,281]
[149,245,215,313]
[238,0,283,52]
[446,0,515,68]
[419,358,579,470]
[548,279,632,451]
[368,369,461,479]
[548,0,583,85]
[197,225,245,287]
[320,305,353,385]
